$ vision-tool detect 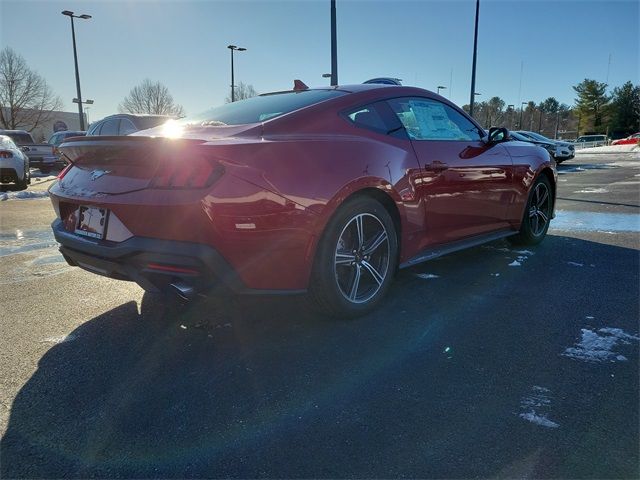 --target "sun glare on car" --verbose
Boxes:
[161,119,184,139]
